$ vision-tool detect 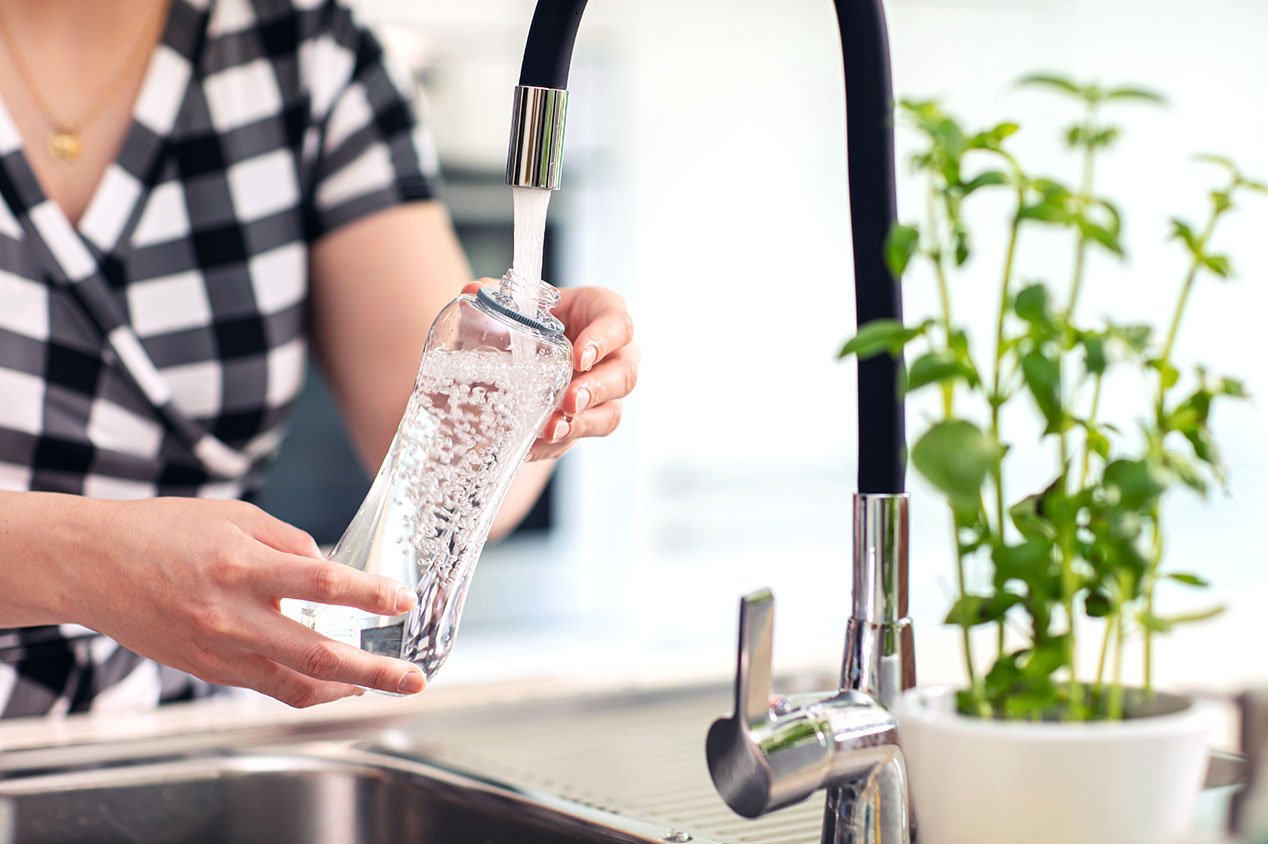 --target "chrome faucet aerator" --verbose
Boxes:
[506,85,567,191]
